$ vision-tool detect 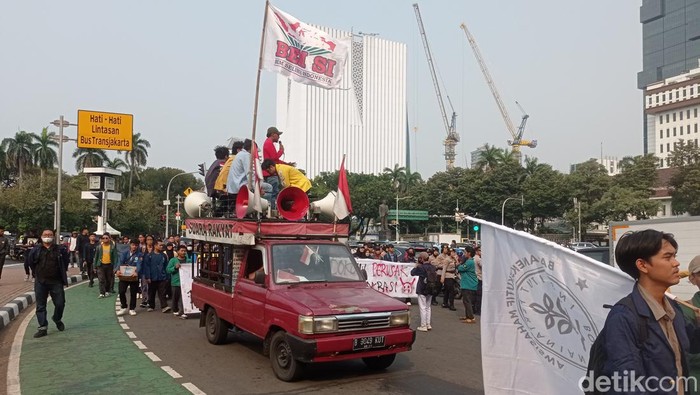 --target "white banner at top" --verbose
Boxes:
[261,3,350,89]
[478,219,633,395]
